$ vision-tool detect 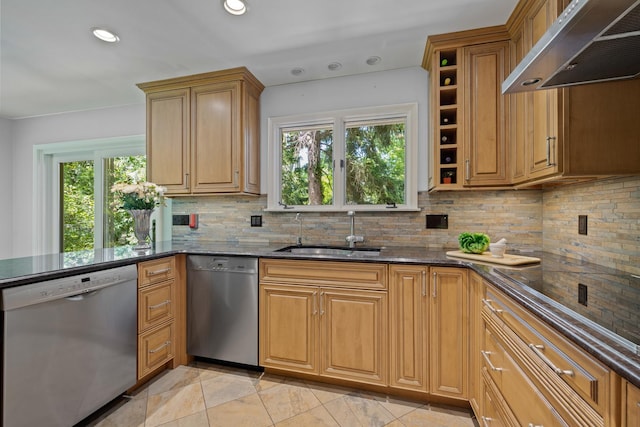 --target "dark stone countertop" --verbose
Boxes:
[1,241,638,388]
